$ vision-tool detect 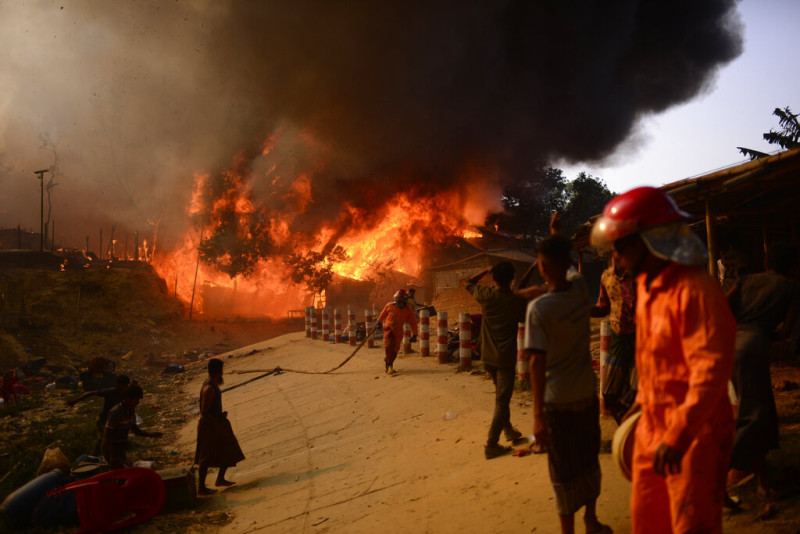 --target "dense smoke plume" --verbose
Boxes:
[0,1,742,253]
